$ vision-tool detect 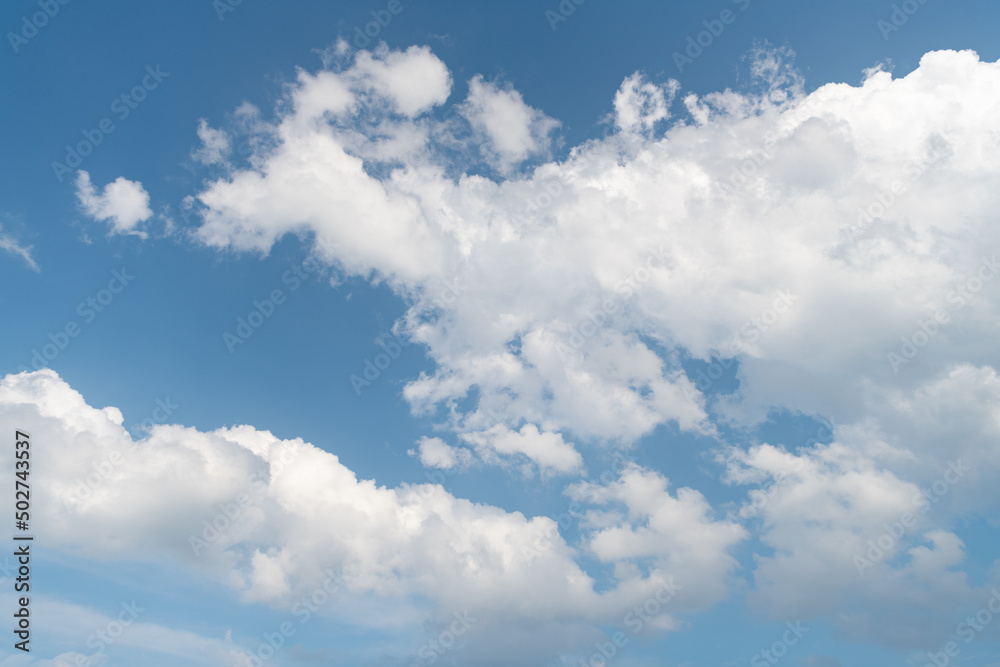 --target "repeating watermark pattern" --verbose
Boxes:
[129,396,180,433]
[84,601,145,661]
[351,0,412,48]
[683,290,796,400]
[189,445,299,556]
[842,141,948,244]
[717,95,830,198]
[7,0,71,54]
[223,249,336,353]
[750,621,810,666]
[56,601,145,666]
[672,0,755,73]
[920,588,1000,667]
[517,178,567,222]
[519,452,640,565]
[213,0,245,21]
[723,420,832,535]
[407,610,477,666]
[717,130,781,197]
[234,569,345,665]
[853,459,968,576]
[52,67,170,182]
[877,0,932,40]
[553,245,670,363]
[887,256,998,373]
[17,268,135,373]
[576,579,681,667]
[545,0,588,31]
[61,451,124,510]
[348,330,412,395]
[348,276,458,395]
